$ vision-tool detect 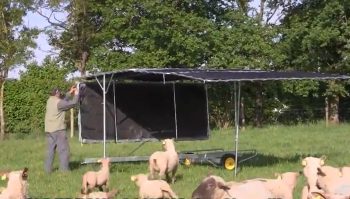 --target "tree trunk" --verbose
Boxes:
[329,95,339,124]
[0,80,5,140]
[80,51,88,77]
[253,82,263,128]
